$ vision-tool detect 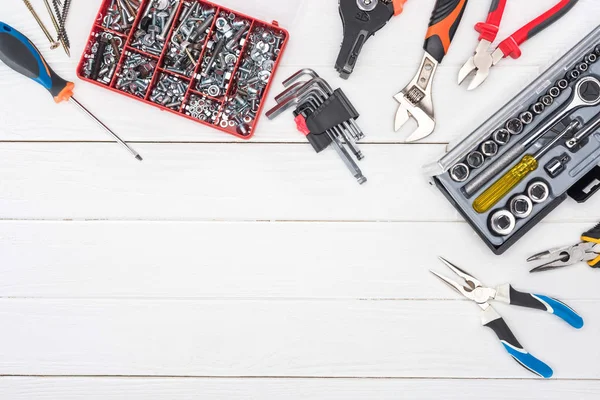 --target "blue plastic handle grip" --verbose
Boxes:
[502,342,554,379]
[0,21,71,100]
[535,294,585,329]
